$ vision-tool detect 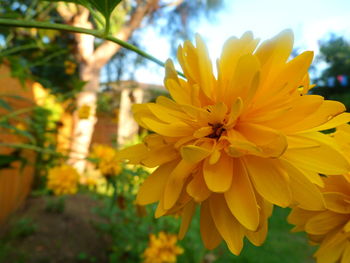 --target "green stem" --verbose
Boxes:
[0,18,185,77]
[0,107,35,121]
[104,16,110,37]
[0,43,39,57]
[0,142,63,156]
